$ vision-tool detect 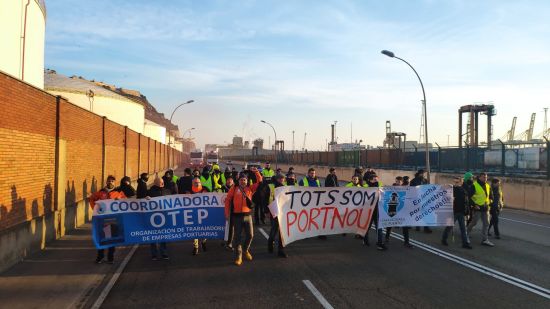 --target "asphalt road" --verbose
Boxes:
[94,163,550,308]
